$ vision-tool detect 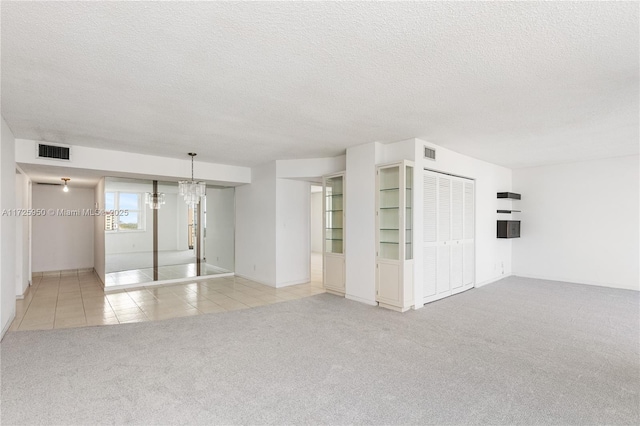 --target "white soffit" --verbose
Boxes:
[1,2,638,169]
